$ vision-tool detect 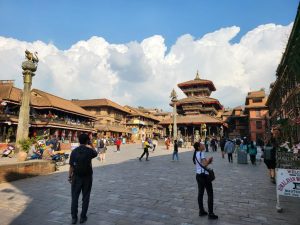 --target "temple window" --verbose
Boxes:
[256,121,262,129]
